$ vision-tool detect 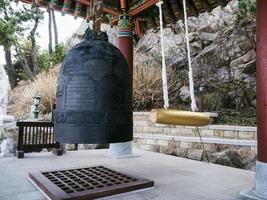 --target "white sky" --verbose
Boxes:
[0,7,83,65]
